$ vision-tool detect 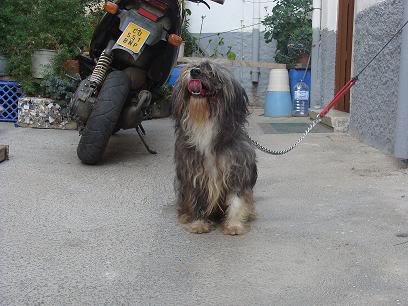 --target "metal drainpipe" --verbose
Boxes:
[310,0,322,109]
[251,0,261,84]
[394,2,408,160]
